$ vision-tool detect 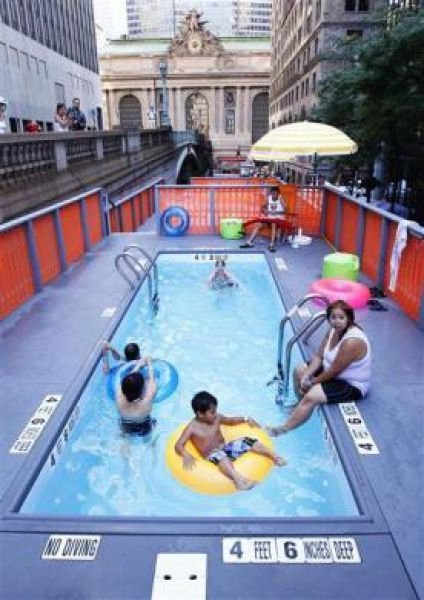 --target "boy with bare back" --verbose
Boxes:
[175,391,285,491]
